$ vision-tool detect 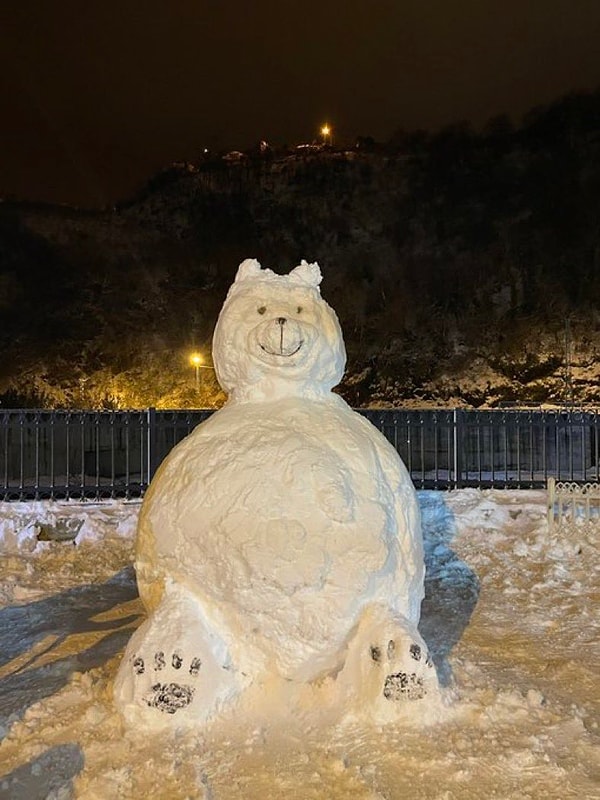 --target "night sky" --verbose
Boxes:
[2,1,600,208]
